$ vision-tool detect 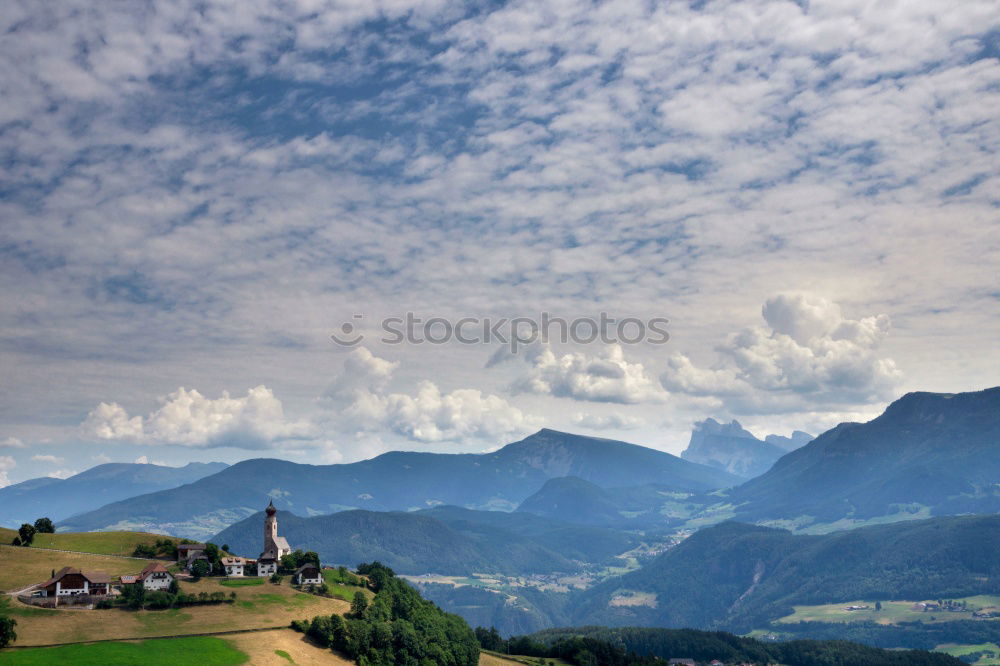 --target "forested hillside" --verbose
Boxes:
[212,507,637,575]
[574,515,1000,631]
